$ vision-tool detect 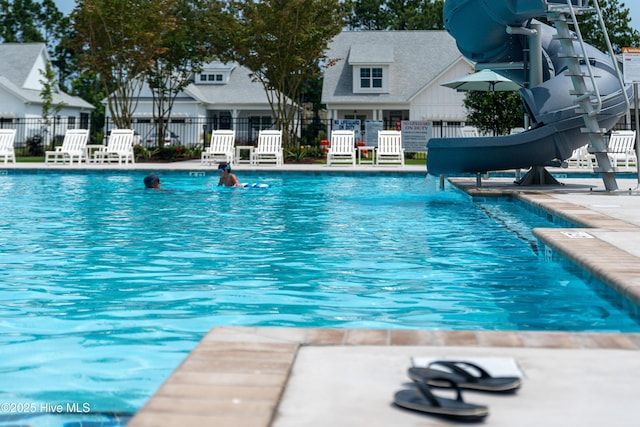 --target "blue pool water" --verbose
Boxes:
[0,171,638,420]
